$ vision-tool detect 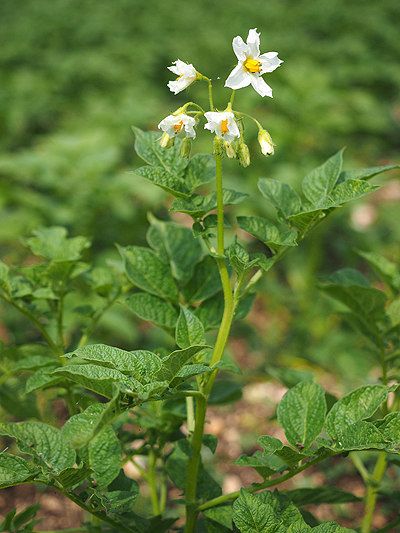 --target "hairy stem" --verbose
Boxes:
[361,451,387,533]
[184,152,234,532]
